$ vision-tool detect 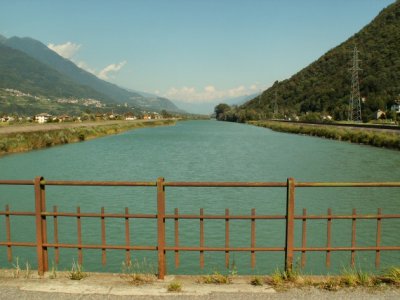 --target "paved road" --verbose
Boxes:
[0,272,398,300]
